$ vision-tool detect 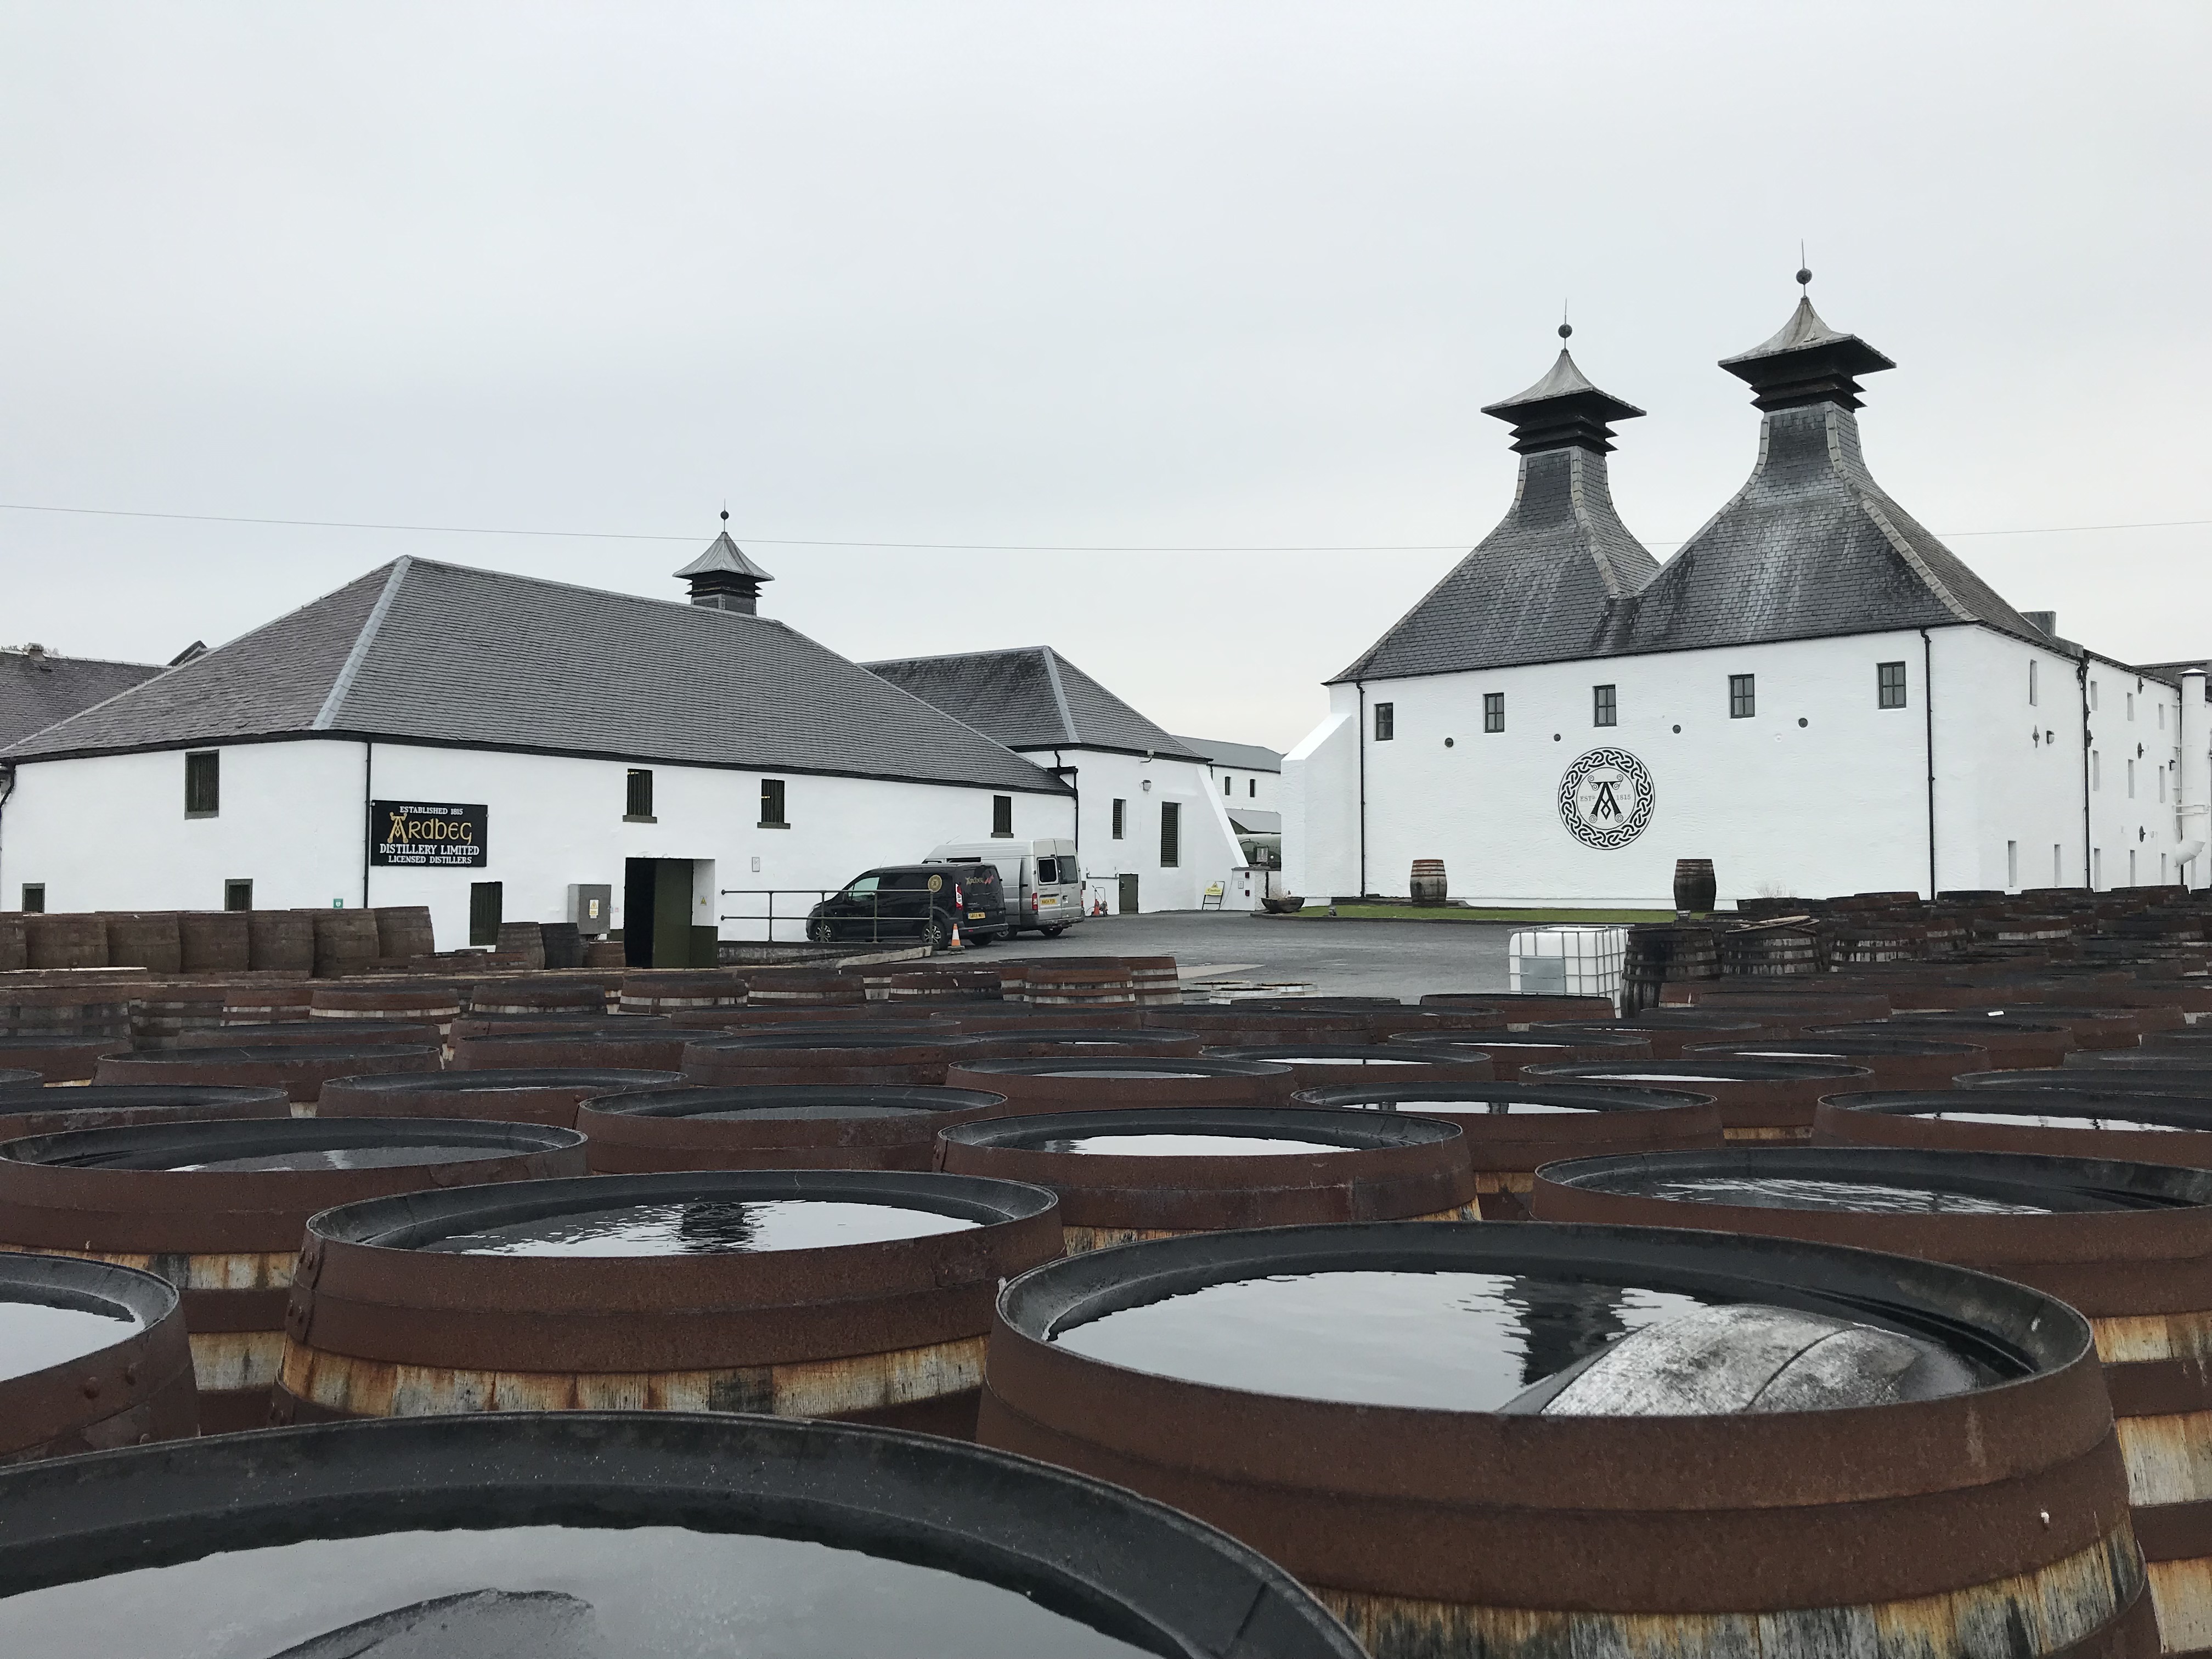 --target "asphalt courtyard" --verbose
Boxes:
[972,910,1512,1001]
